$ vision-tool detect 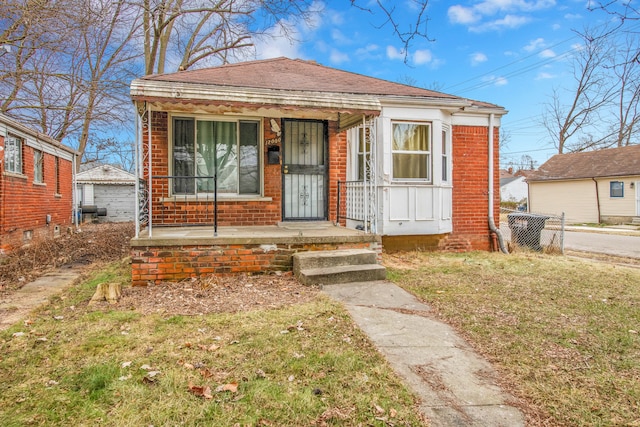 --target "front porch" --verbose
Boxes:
[130,222,381,286]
